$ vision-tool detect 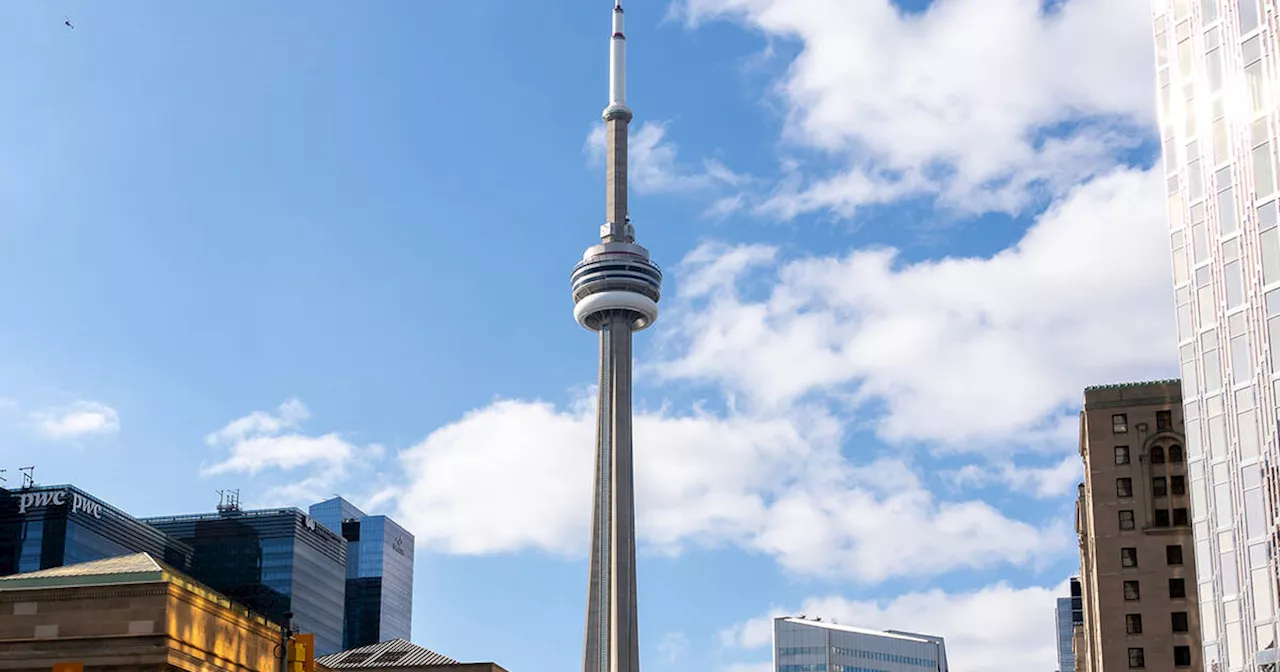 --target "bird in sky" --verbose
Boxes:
[63,16,73,29]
